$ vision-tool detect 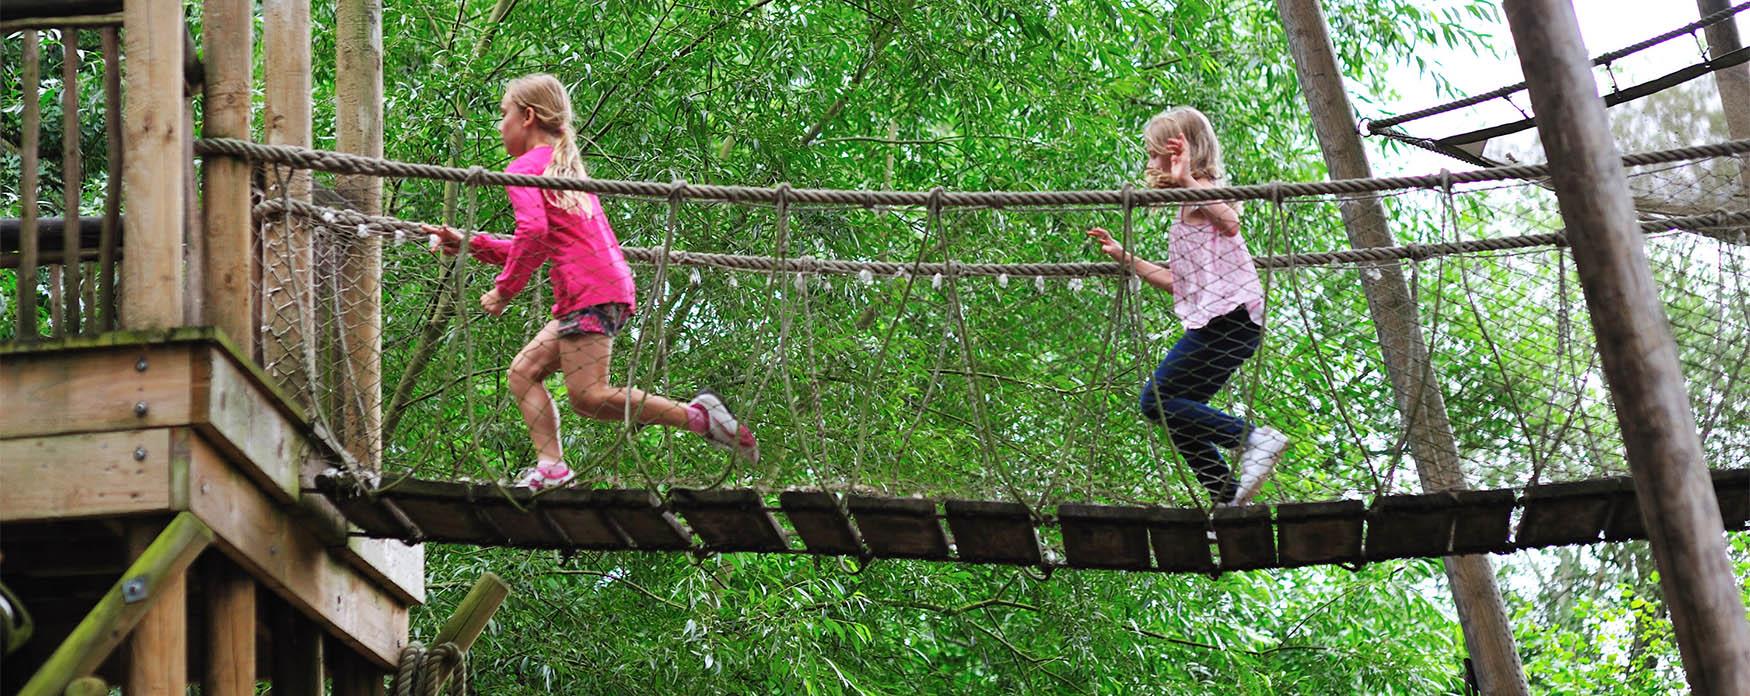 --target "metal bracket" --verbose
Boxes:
[121,577,148,604]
